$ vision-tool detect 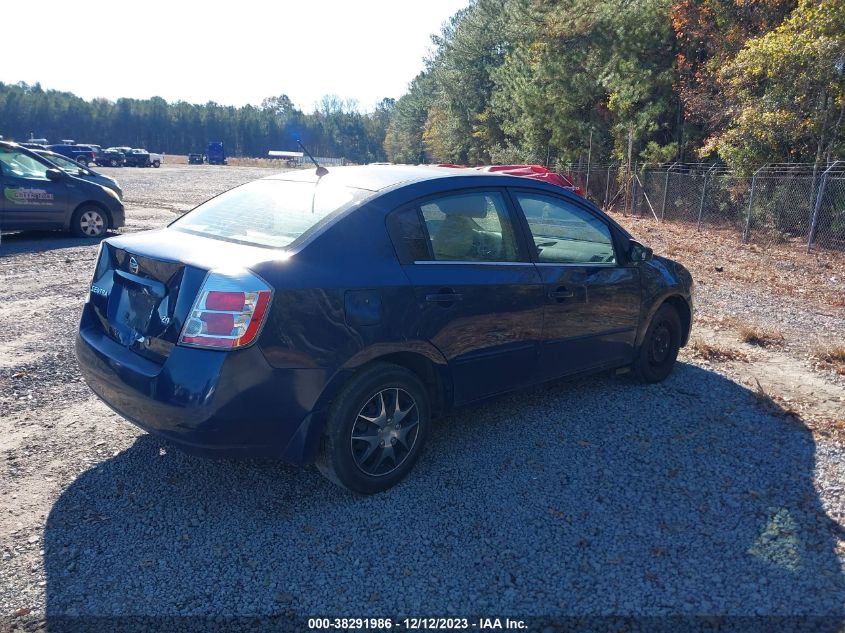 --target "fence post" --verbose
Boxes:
[807,160,840,252]
[696,163,718,231]
[743,166,763,243]
[603,164,612,210]
[660,163,676,221]
[631,161,639,216]
[585,128,593,196]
